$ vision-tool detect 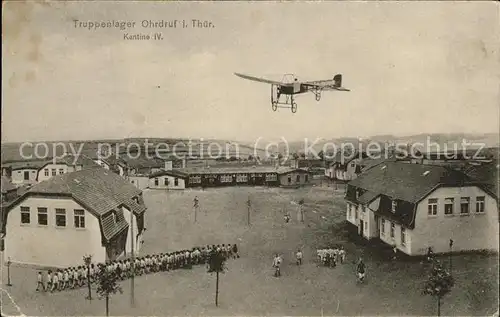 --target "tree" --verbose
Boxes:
[248,154,254,161]
[83,255,93,300]
[422,260,455,316]
[96,265,123,316]
[207,250,227,307]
